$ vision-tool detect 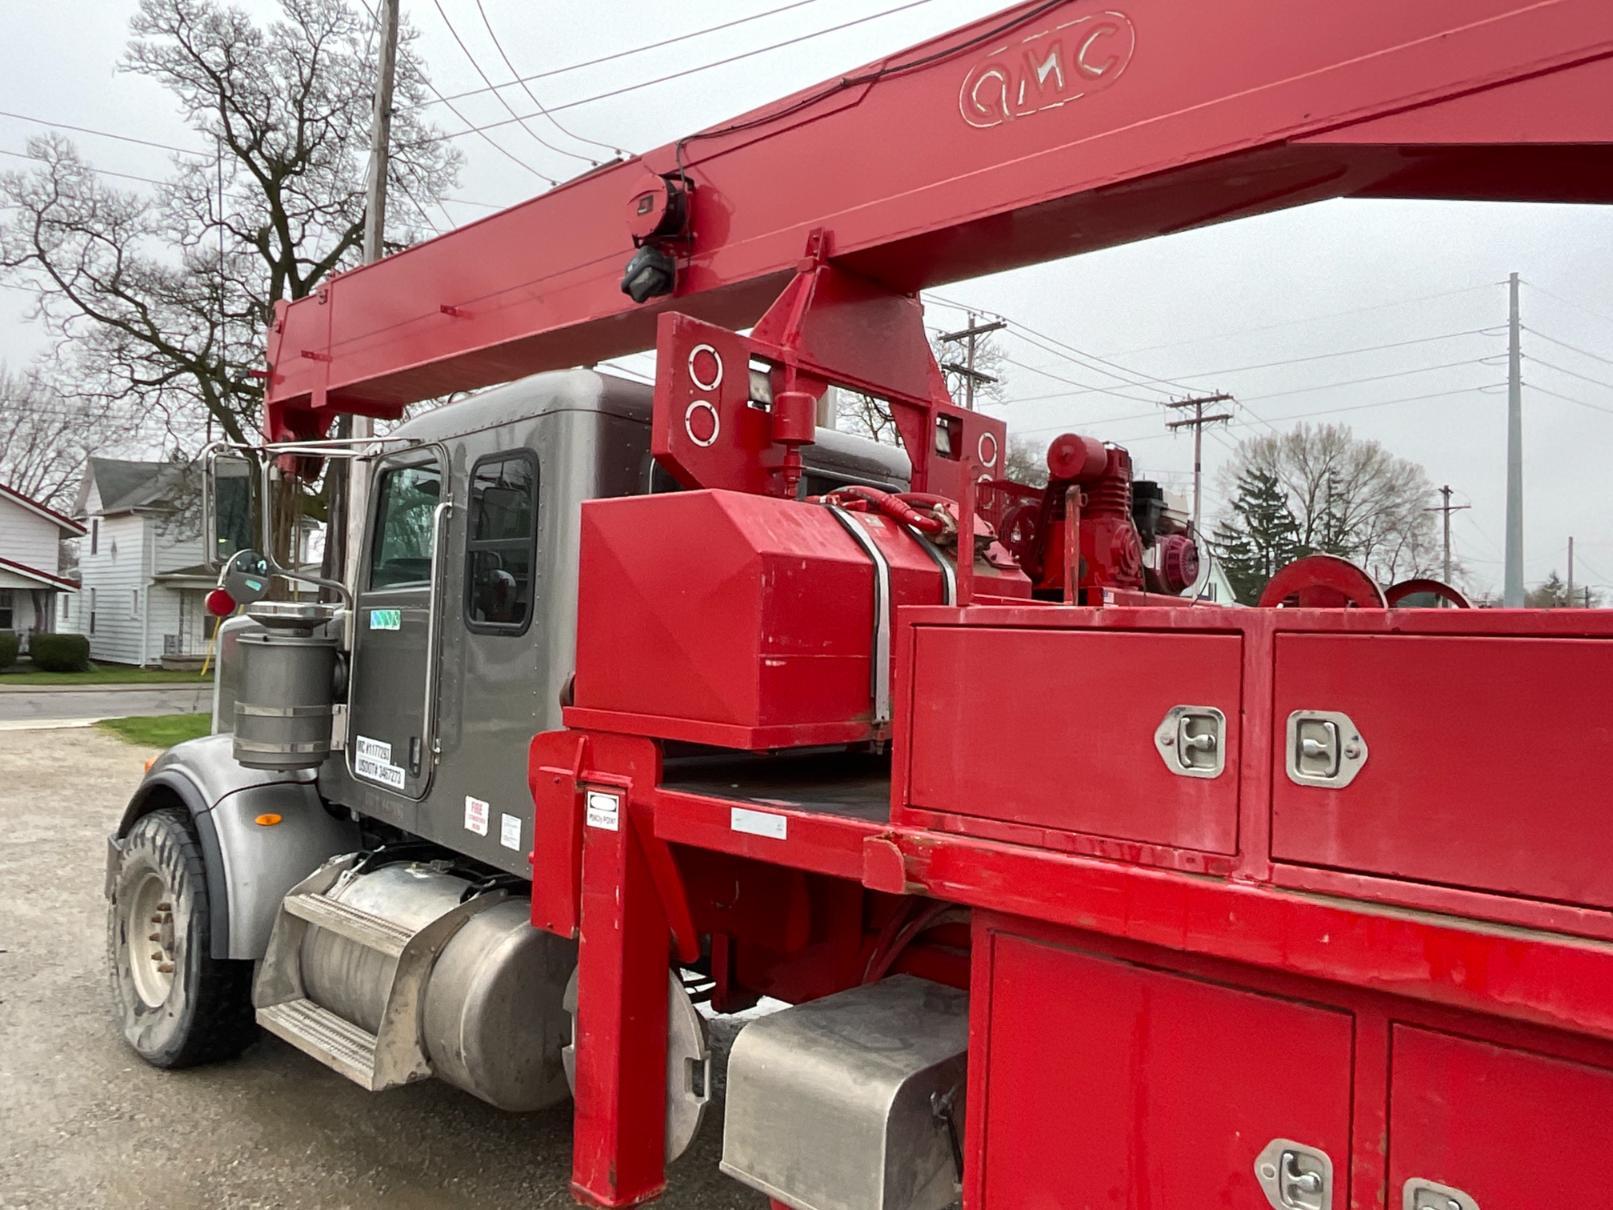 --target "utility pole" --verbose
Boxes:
[1164,393,1234,535]
[1567,536,1575,604]
[362,0,401,267]
[330,0,401,588]
[937,314,1007,409]
[1424,485,1470,600]
[1503,272,1525,606]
